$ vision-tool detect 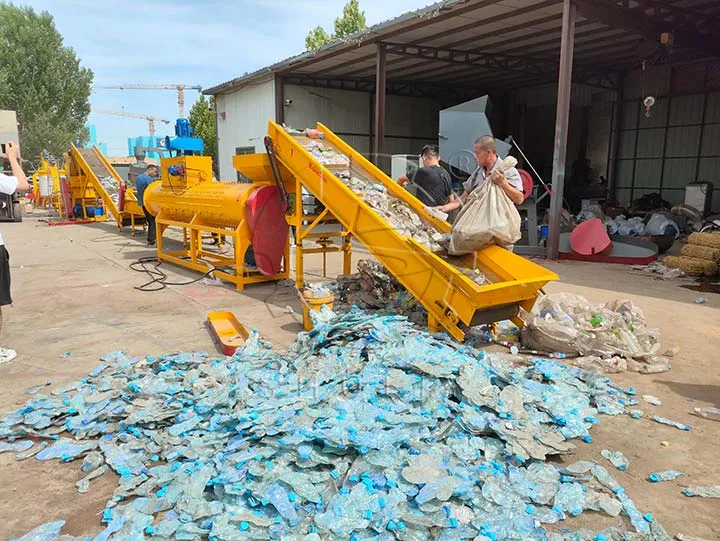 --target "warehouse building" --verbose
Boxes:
[205,0,719,257]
